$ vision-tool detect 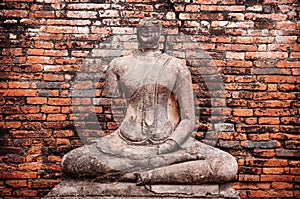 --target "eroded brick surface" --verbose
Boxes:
[0,0,299,198]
